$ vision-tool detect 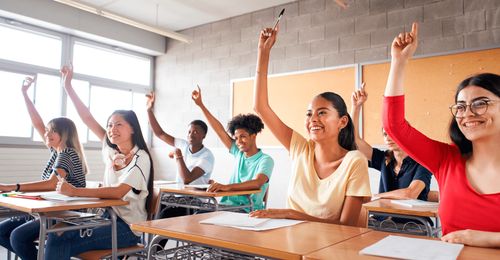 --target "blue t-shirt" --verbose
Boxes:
[220,142,274,211]
[370,148,432,201]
